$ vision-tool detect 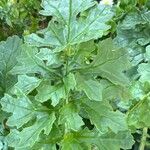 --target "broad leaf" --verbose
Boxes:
[62,129,134,150]
[76,73,102,101]
[16,113,55,148]
[72,40,96,66]
[115,10,150,66]
[0,36,22,96]
[59,103,84,131]
[25,1,113,49]
[1,93,36,128]
[127,95,150,128]
[10,44,47,75]
[138,45,150,83]
[1,91,55,129]
[80,38,130,86]
[12,75,41,95]
[100,79,131,101]
[81,99,128,133]
[6,113,56,149]
[35,80,66,106]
